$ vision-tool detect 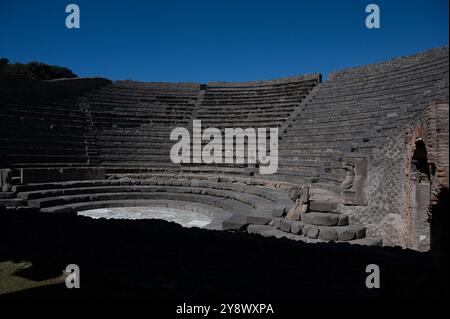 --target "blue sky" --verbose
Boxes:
[0,0,448,82]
